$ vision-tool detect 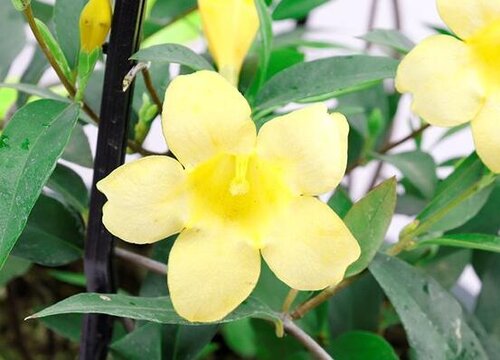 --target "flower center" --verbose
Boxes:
[467,19,500,90]
[186,153,292,244]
